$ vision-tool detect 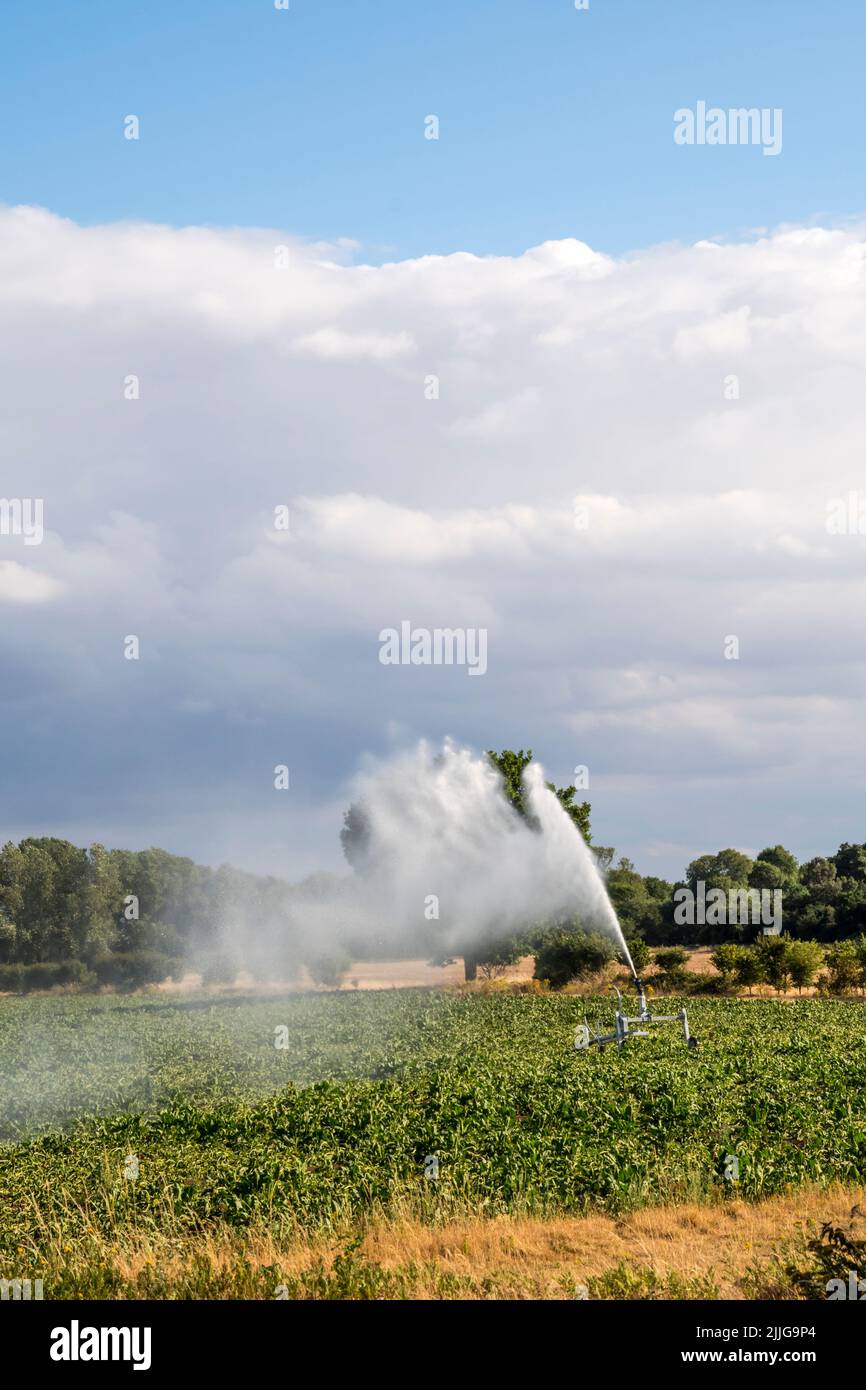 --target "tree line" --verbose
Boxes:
[0,838,352,991]
[341,748,866,979]
[3,746,866,991]
[606,840,866,949]
[522,937,866,995]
